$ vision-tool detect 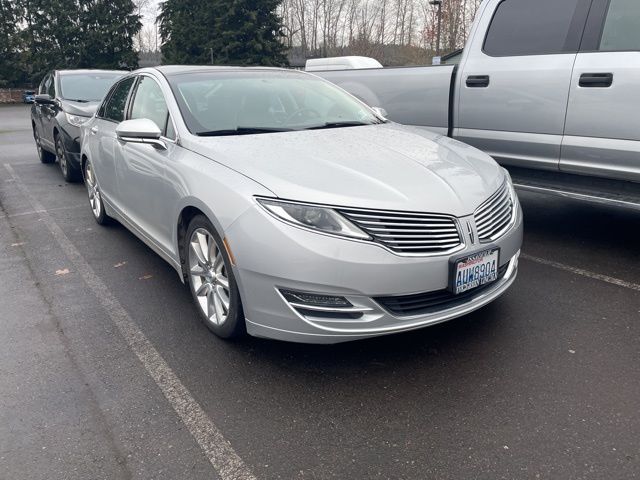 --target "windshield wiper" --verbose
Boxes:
[65,98,91,103]
[196,127,294,136]
[305,120,383,130]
